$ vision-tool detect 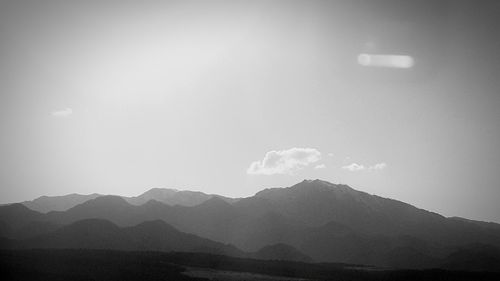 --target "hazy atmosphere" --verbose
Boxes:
[1,0,500,223]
